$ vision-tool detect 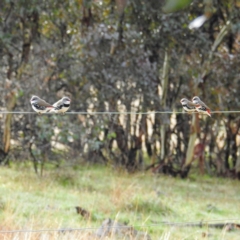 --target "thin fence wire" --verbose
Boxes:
[0,219,240,233]
[0,110,240,115]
